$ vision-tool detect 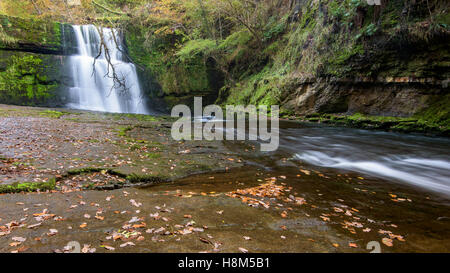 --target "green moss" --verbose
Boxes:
[66,167,127,178]
[414,93,450,130]
[127,21,218,97]
[126,173,167,184]
[123,0,448,131]
[301,112,449,135]
[161,62,211,95]
[39,110,65,118]
[67,167,106,175]
[116,126,134,137]
[263,16,287,41]
[126,19,182,84]
[113,113,161,122]
[0,178,56,194]
[0,54,57,106]
[327,43,364,75]
[0,14,61,50]
[145,152,162,159]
